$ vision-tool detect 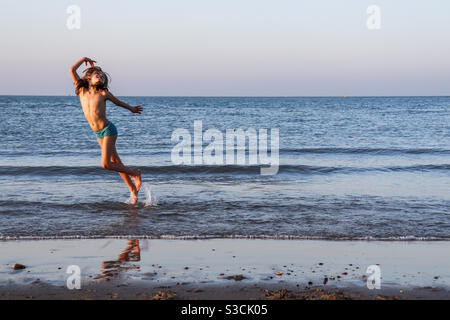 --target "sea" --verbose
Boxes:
[0,96,449,240]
